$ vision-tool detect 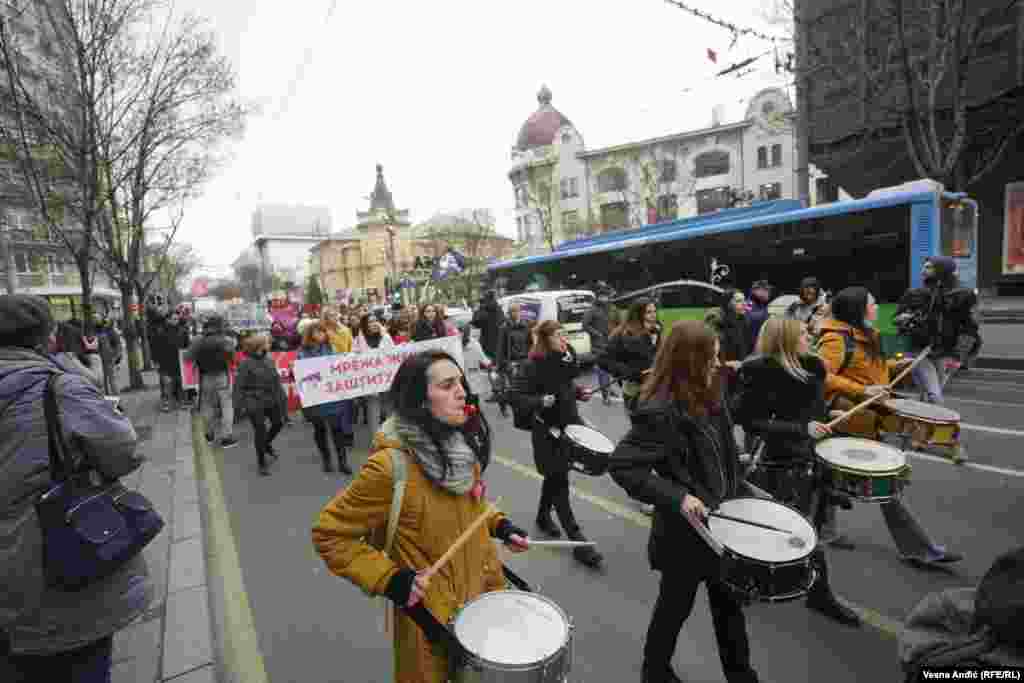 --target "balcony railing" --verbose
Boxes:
[14,271,117,291]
